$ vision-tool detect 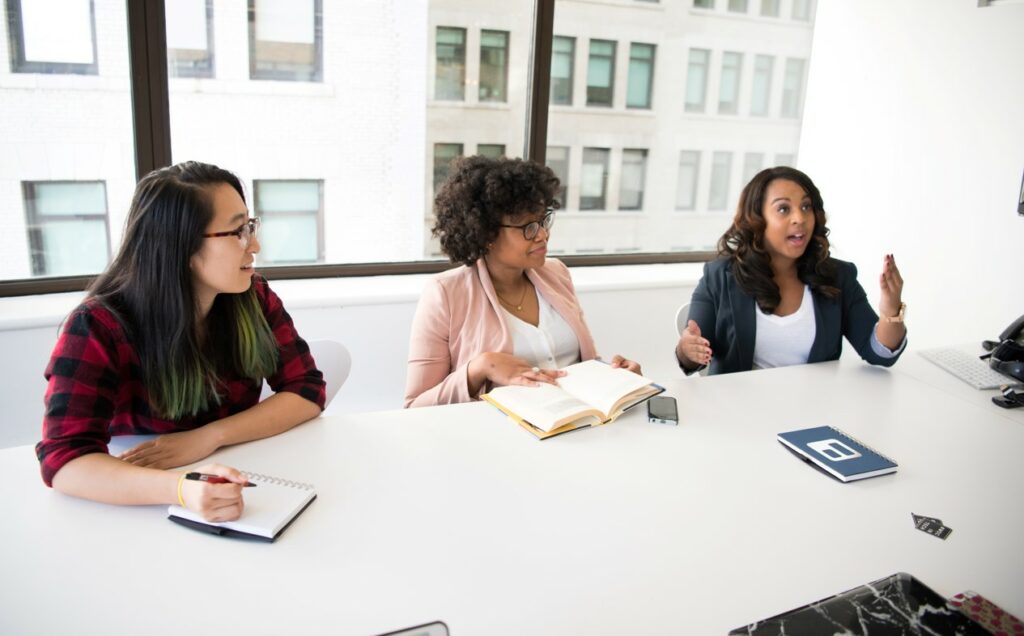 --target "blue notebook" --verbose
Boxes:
[777,426,897,482]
